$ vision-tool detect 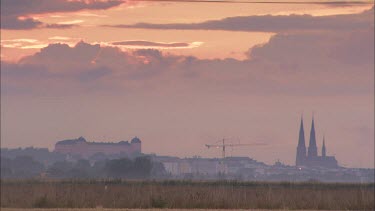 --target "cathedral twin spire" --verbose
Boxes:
[296,117,307,166]
[322,136,326,157]
[307,117,318,158]
[296,115,327,166]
